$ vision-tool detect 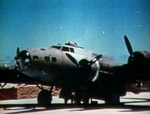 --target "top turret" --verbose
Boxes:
[65,41,83,48]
